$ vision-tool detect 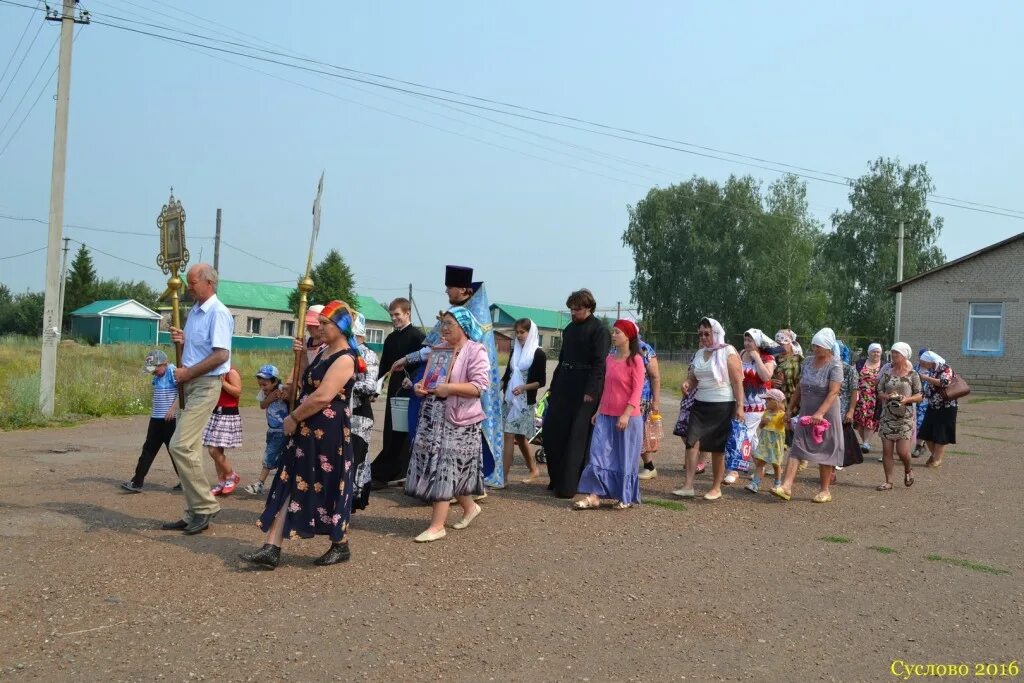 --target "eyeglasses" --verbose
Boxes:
[440,321,455,330]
